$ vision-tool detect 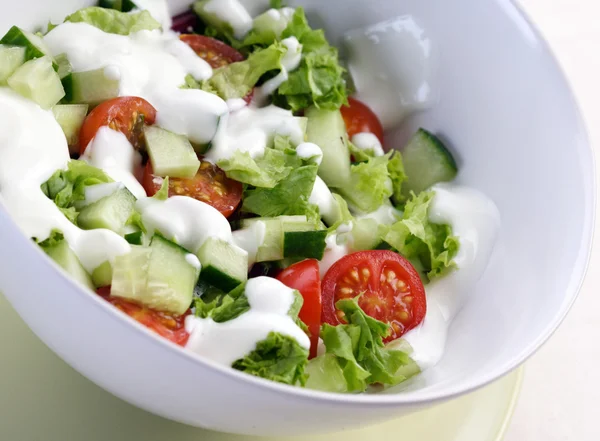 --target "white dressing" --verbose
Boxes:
[203,0,253,39]
[185,253,202,270]
[308,176,337,225]
[254,36,302,105]
[232,220,266,267]
[404,184,500,369]
[185,277,310,366]
[296,142,323,165]
[133,0,173,30]
[351,132,384,156]
[318,233,350,277]
[78,182,125,208]
[356,202,401,225]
